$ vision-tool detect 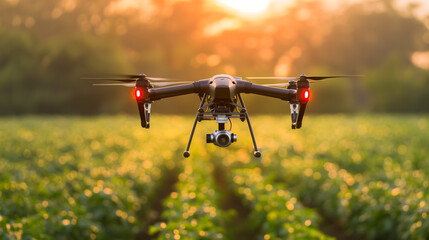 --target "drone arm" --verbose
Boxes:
[238,82,296,101]
[148,80,209,101]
